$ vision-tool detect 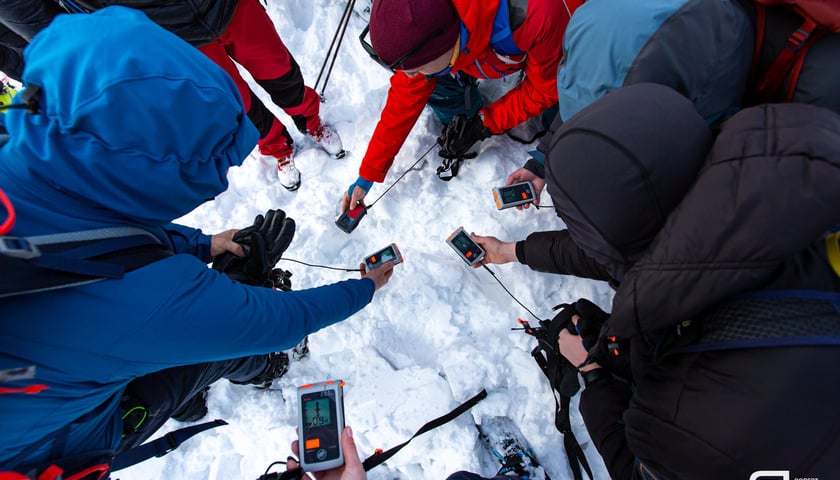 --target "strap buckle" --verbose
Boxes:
[157,432,179,457]
[0,236,41,259]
